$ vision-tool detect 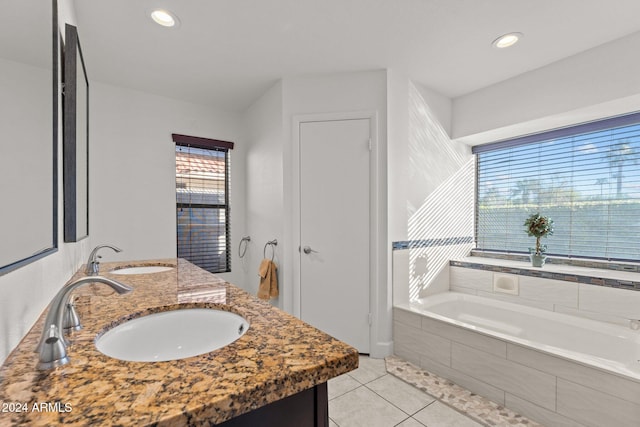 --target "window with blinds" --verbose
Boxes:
[174,134,233,273]
[474,112,640,261]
